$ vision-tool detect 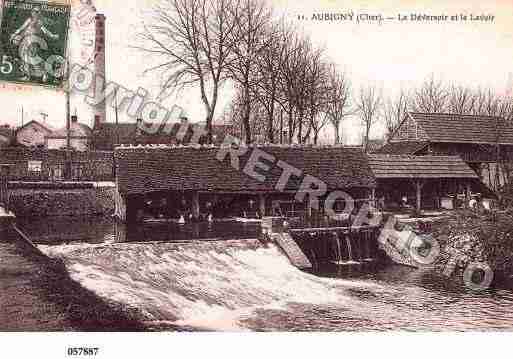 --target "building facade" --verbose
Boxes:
[15,120,54,148]
[45,116,93,151]
[378,112,513,189]
[0,126,14,148]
